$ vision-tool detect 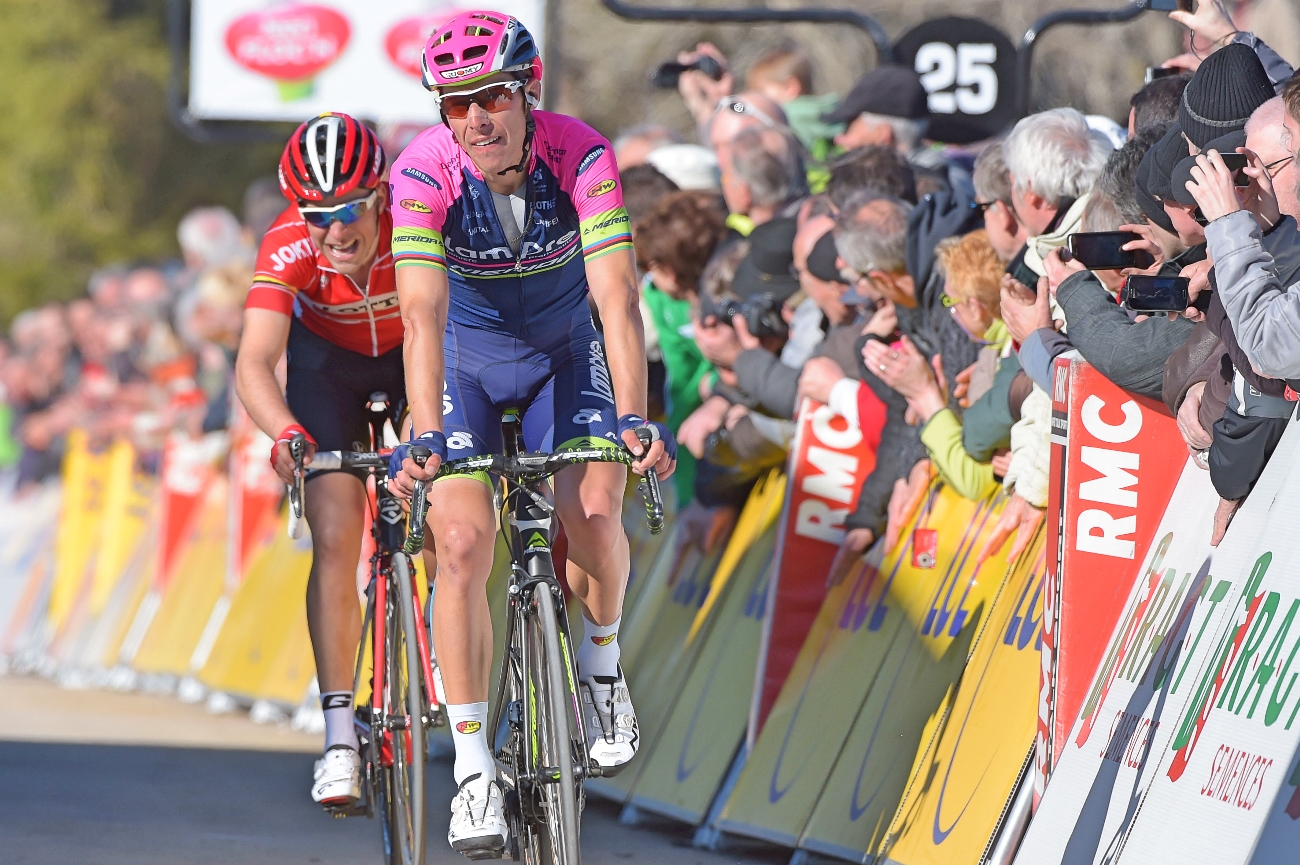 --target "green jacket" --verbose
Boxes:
[642,284,712,505]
